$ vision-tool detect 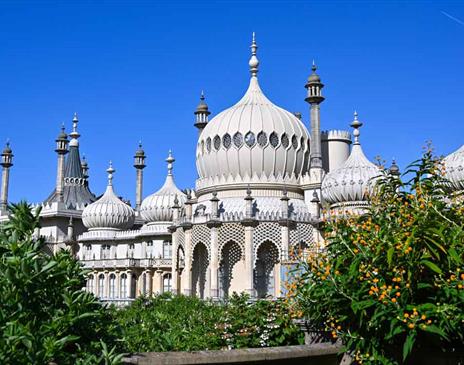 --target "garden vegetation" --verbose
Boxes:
[0,202,303,364]
[292,150,464,364]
